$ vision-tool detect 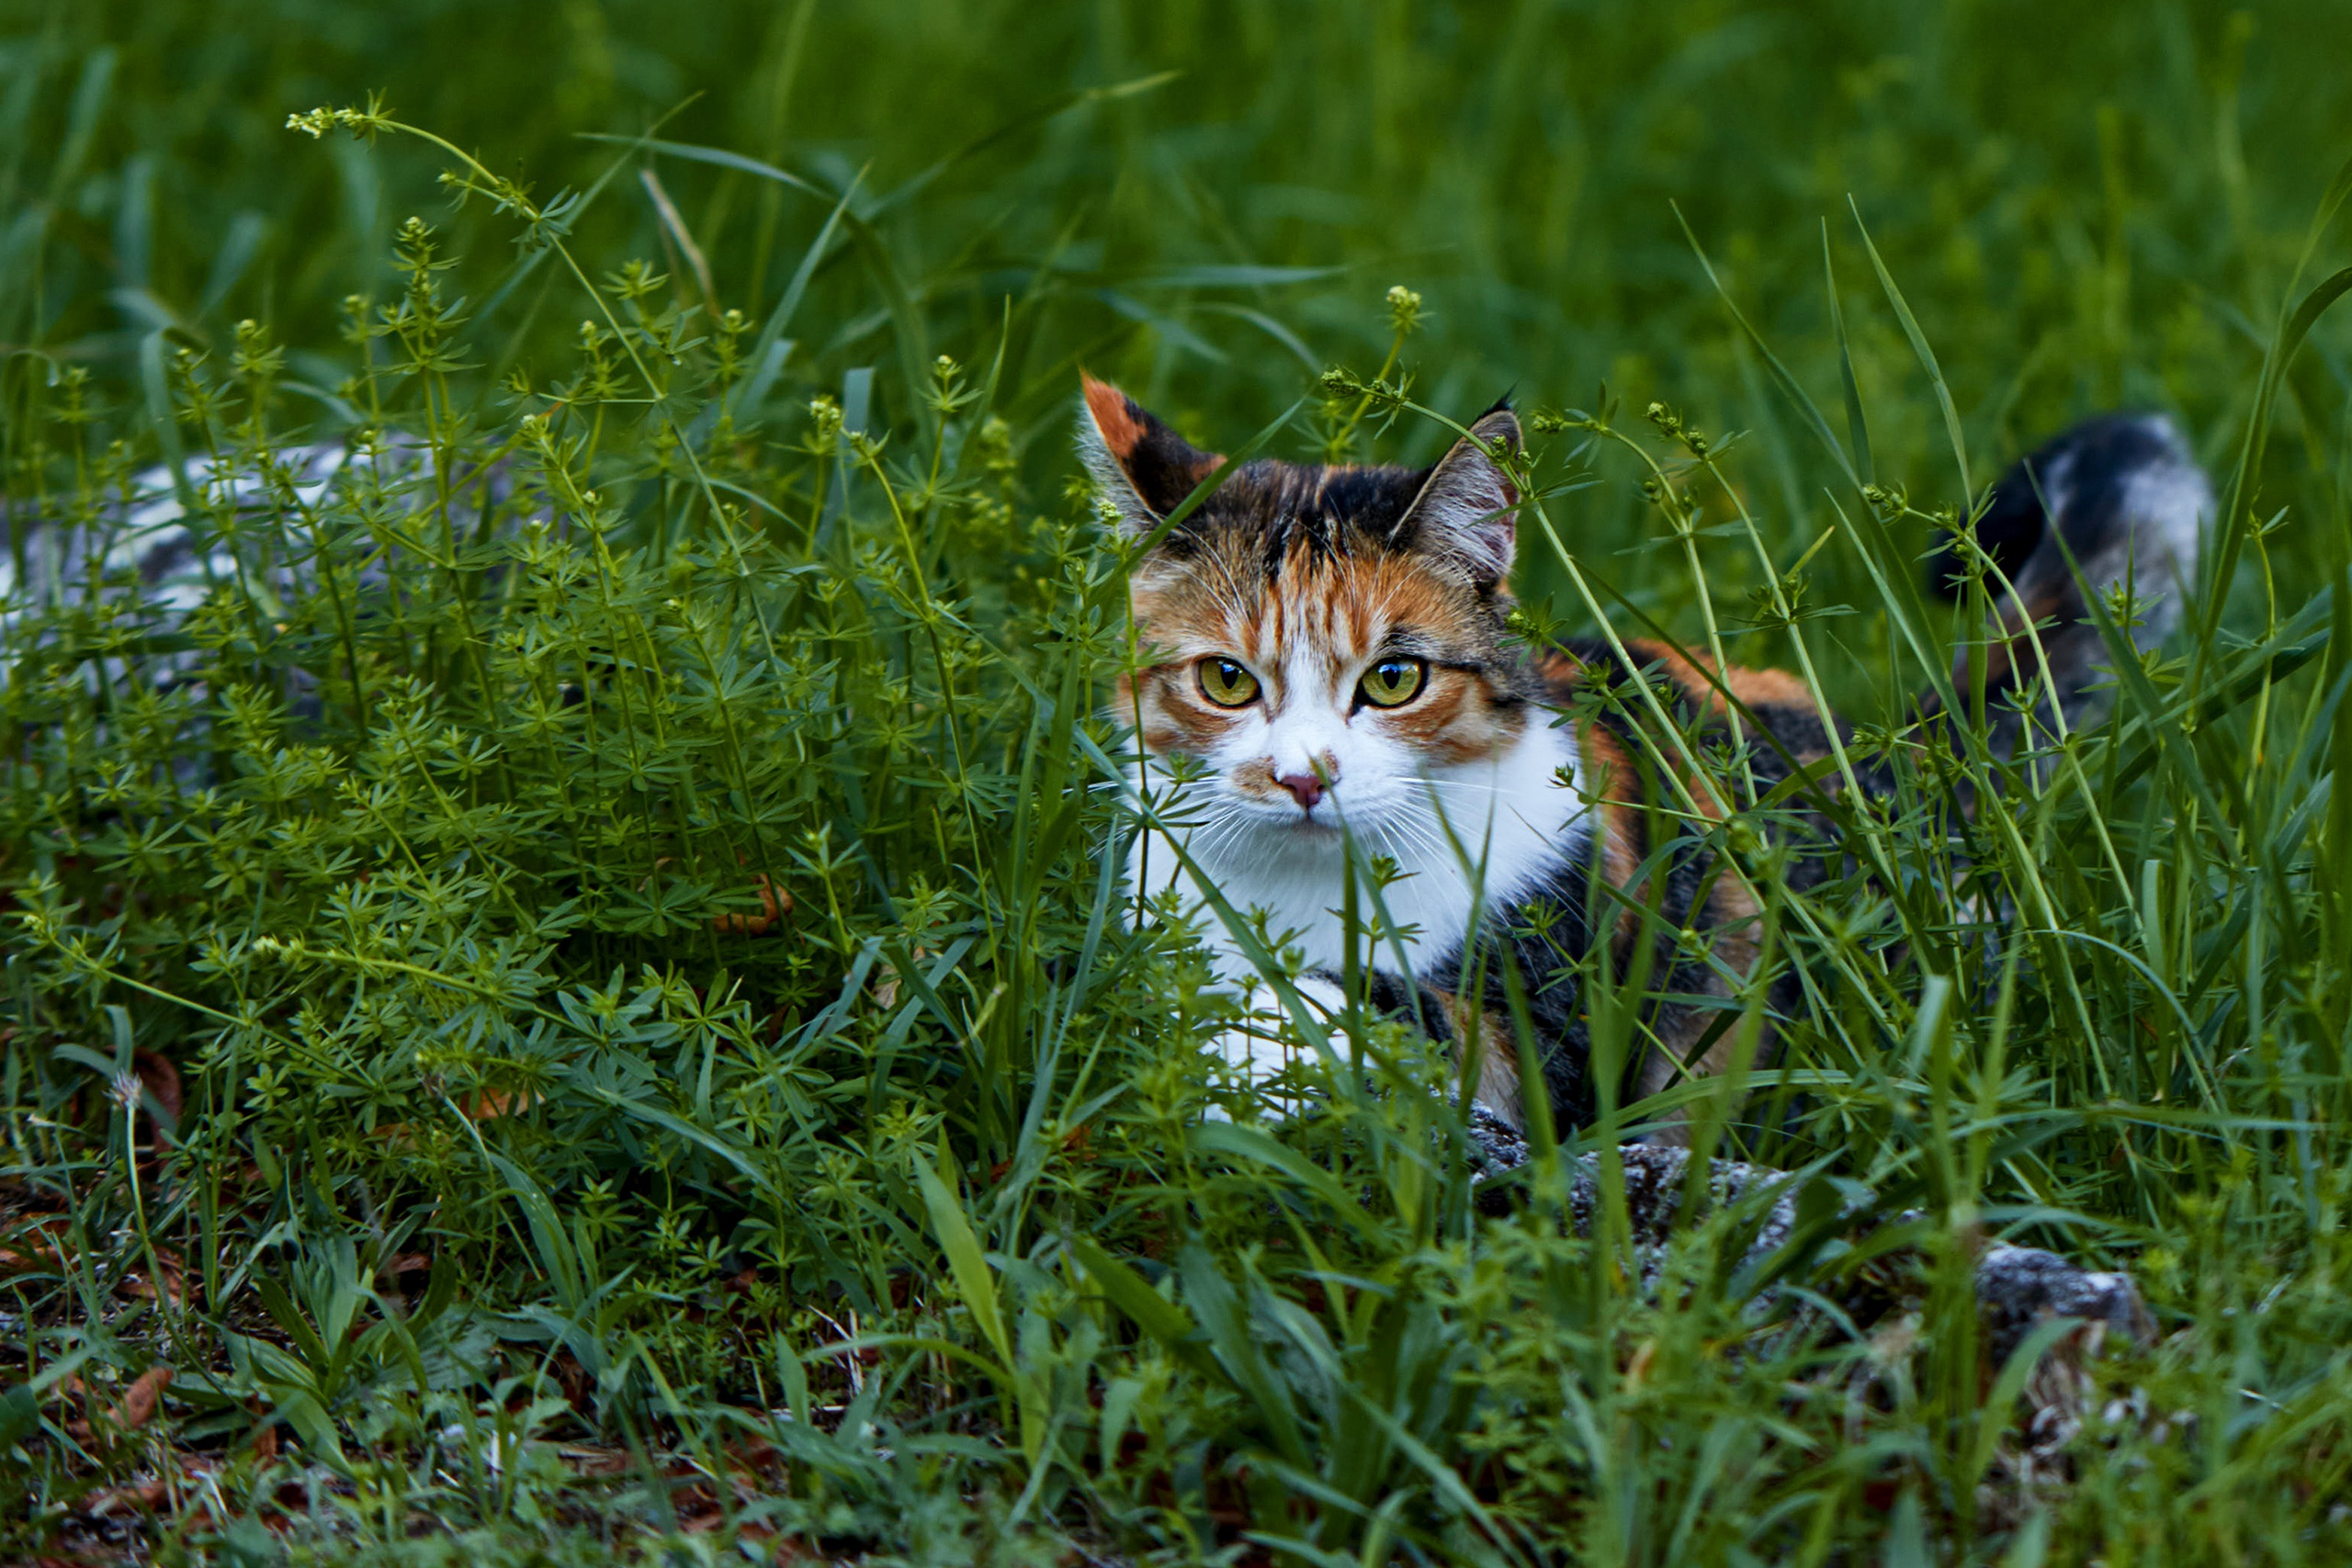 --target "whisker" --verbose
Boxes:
[1381,810,1452,869]
[1396,775,1507,795]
